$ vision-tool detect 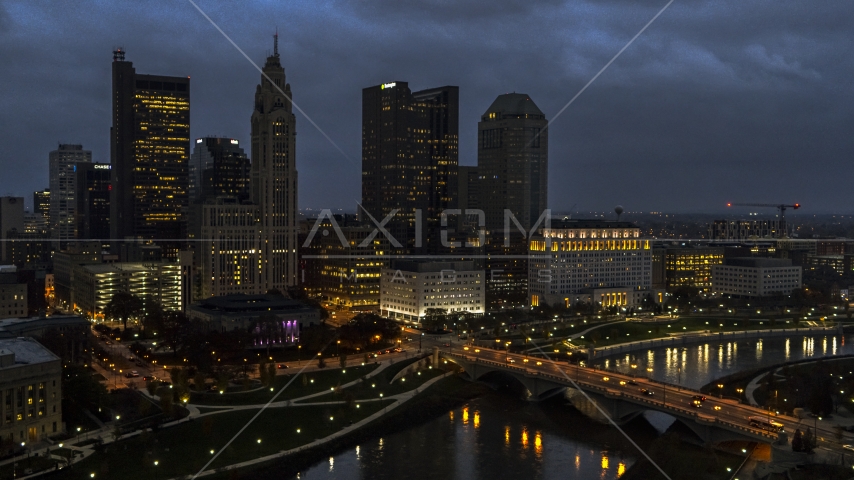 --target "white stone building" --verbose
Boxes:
[711,258,802,297]
[381,260,485,322]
